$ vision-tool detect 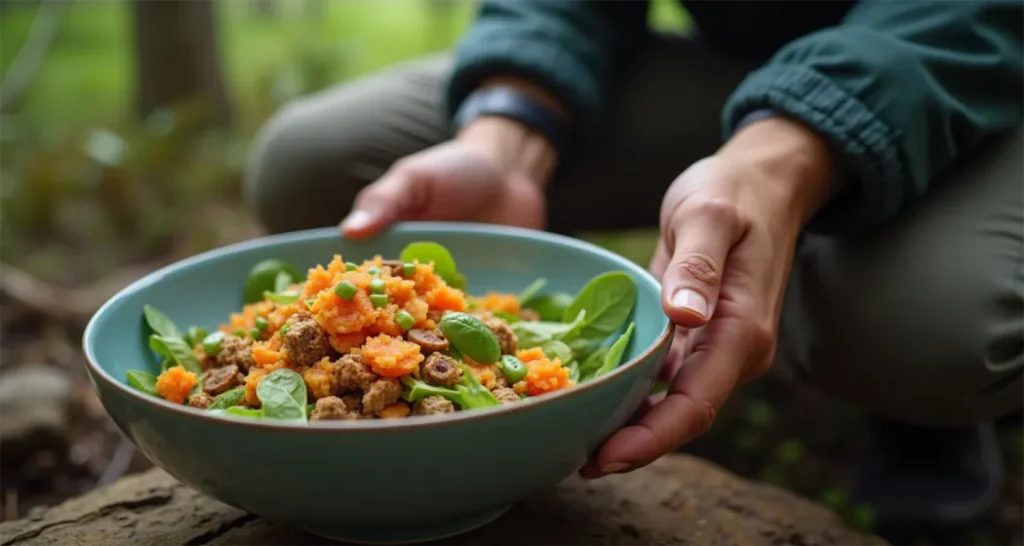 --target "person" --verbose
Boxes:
[245,0,1023,530]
